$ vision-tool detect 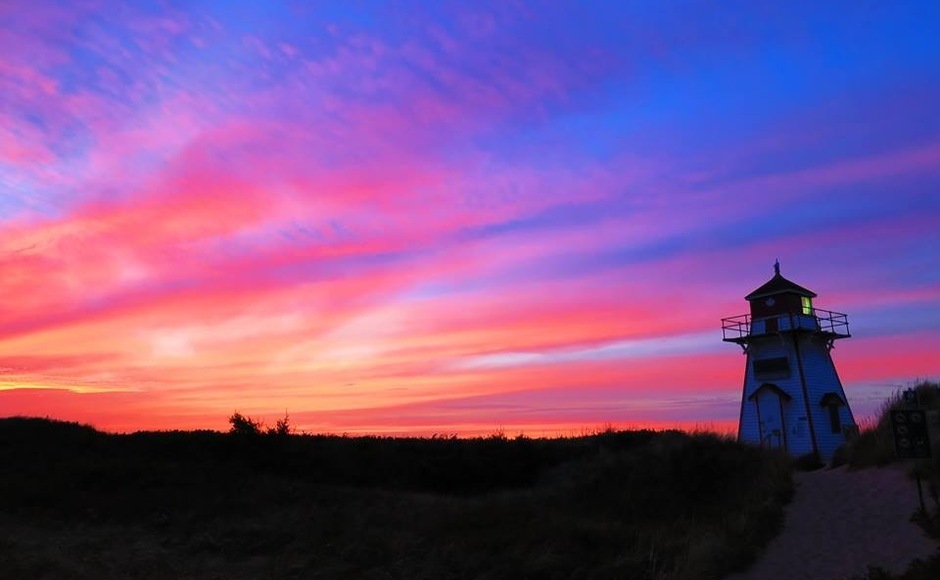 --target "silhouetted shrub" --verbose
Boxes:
[849,556,940,580]
[793,452,824,471]
[266,412,292,437]
[830,444,849,468]
[228,411,263,436]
